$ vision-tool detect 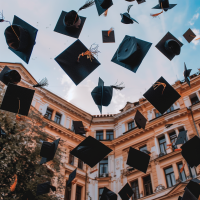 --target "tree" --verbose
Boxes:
[0,87,66,200]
